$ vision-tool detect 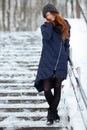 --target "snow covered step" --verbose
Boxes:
[0,73,35,77]
[0,67,37,71]
[0,100,45,104]
[0,108,48,113]
[0,46,41,49]
[0,65,38,69]
[0,89,42,94]
[0,53,40,56]
[0,60,39,63]
[0,51,40,53]
[0,80,34,83]
[1,64,38,71]
[0,73,36,77]
[0,96,45,103]
[0,120,69,130]
[0,112,47,119]
[0,63,38,66]
[0,58,40,62]
[0,70,35,75]
[0,53,40,57]
[0,74,34,81]
[0,103,48,109]
[0,89,44,97]
[0,86,33,90]
[0,84,34,90]
[0,70,36,73]
[0,83,33,86]
[0,79,34,83]
[0,100,48,111]
[6,127,68,130]
[0,77,35,81]
[11,127,68,130]
[0,83,34,90]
